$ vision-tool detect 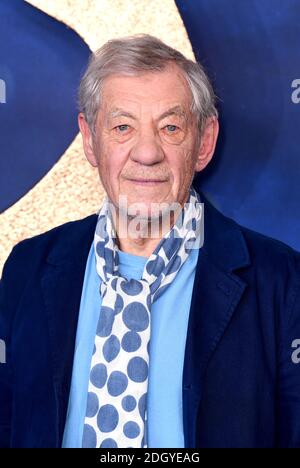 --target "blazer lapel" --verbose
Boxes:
[182,192,251,448]
[41,214,97,447]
